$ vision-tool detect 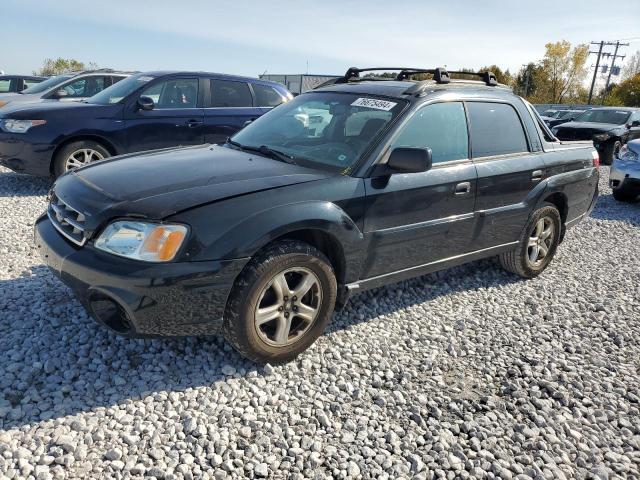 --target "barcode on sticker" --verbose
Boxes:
[351,98,397,111]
